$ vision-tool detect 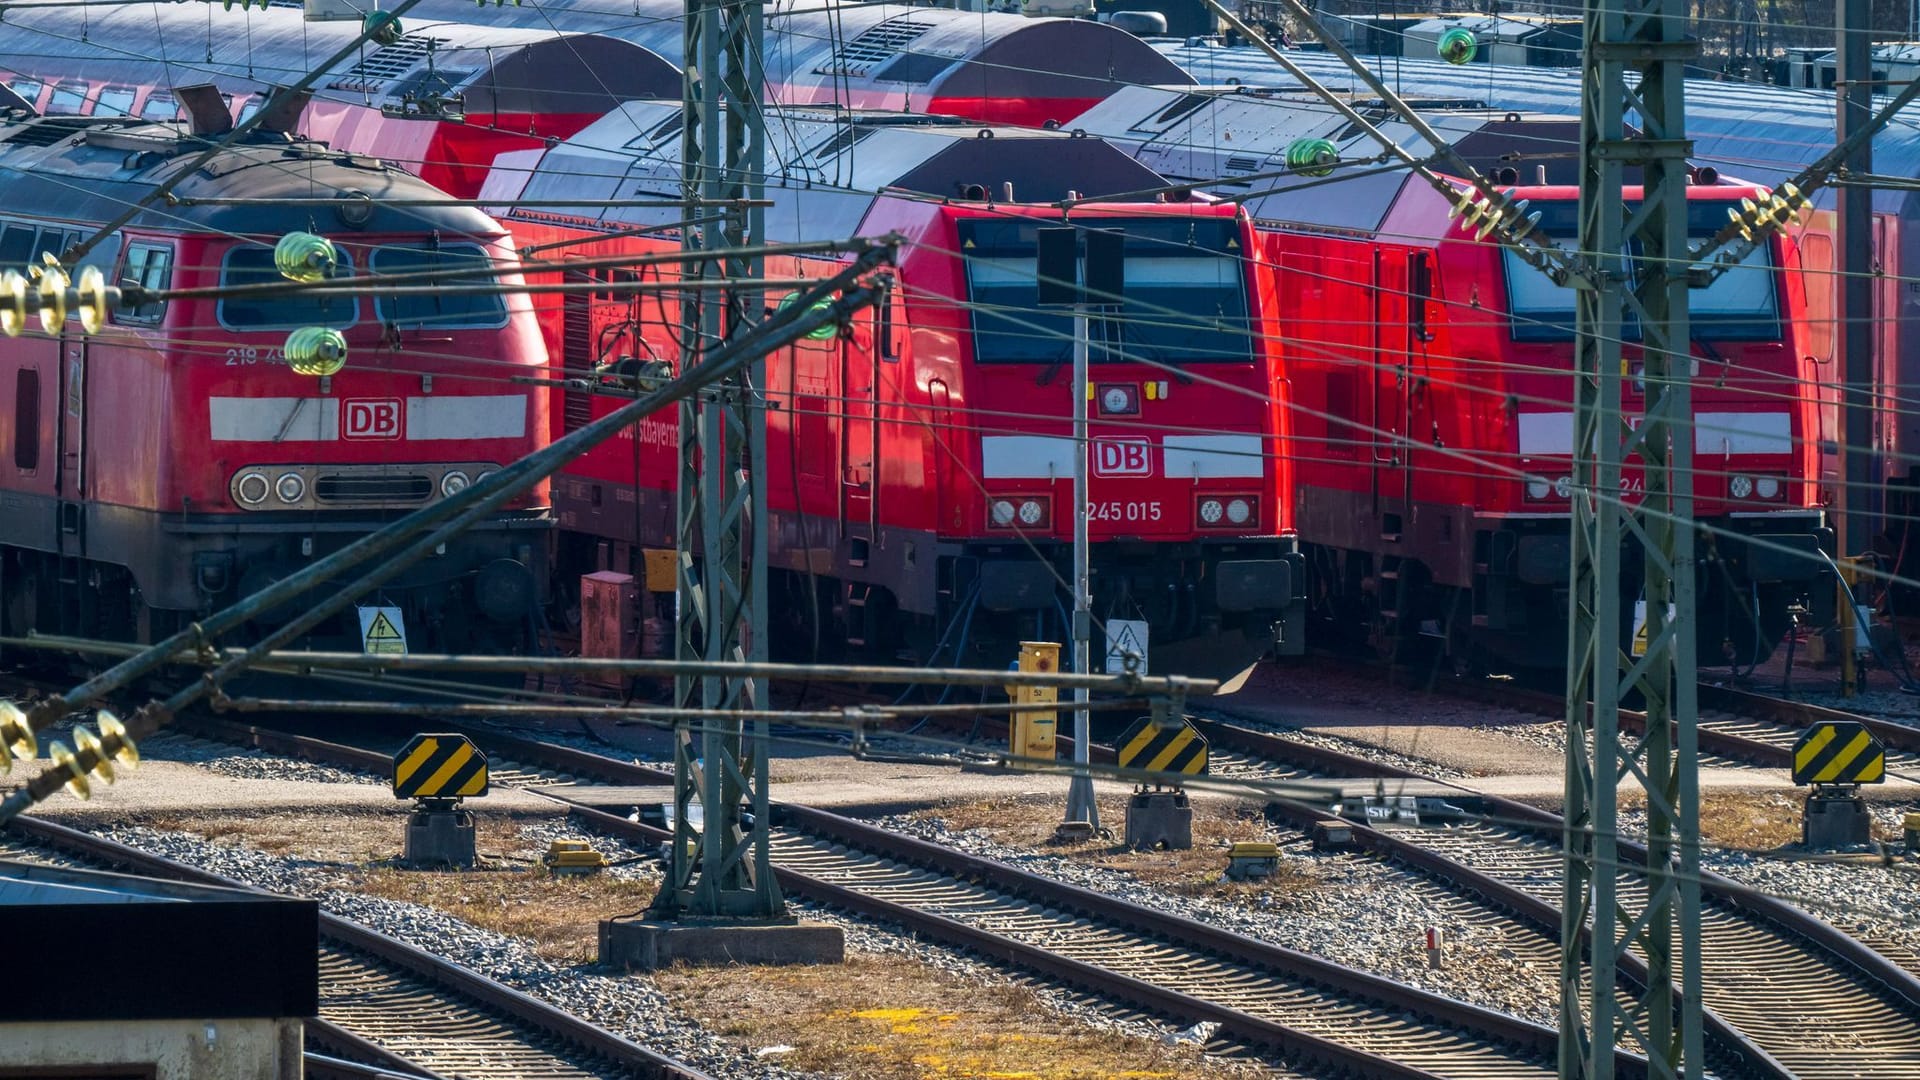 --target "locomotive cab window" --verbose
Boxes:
[217,245,356,329]
[6,78,41,106]
[1505,199,1779,342]
[95,86,136,118]
[371,243,508,328]
[958,217,1252,365]
[115,242,172,325]
[0,223,36,271]
[13,367,38,473]
[45,82,88,115]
